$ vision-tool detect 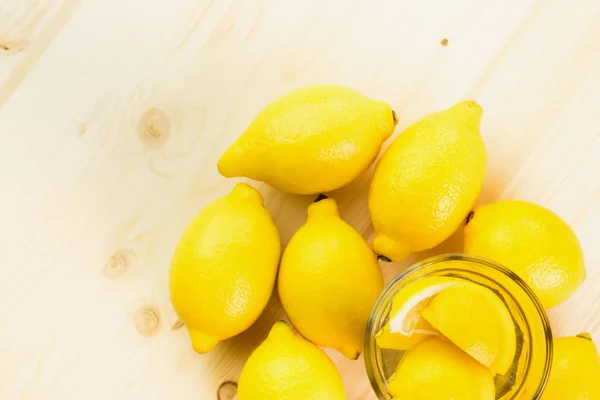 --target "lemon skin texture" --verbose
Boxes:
[278,198,383,359]
[541,334,600,400]
[238,321,347,400]
[218,84,397,195]
[369,101,486,261]
[464,200,585,308]
[387,337,495,400]
[169,183,281,353]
